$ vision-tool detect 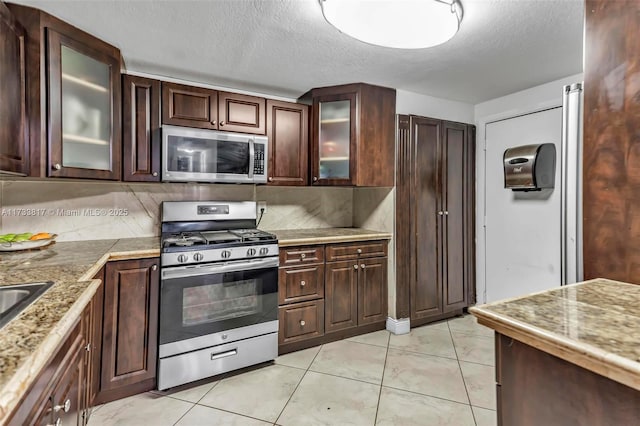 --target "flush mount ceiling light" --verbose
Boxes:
[319,0,463,49]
